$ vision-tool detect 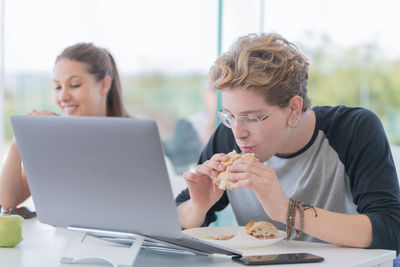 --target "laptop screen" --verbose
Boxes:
[11,115,182,239]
